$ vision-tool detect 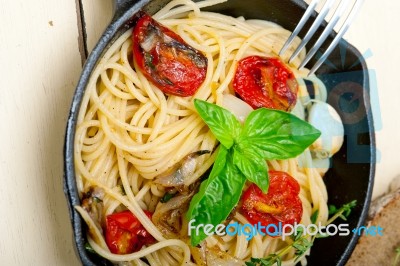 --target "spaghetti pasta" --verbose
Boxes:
[74,0,334,265]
